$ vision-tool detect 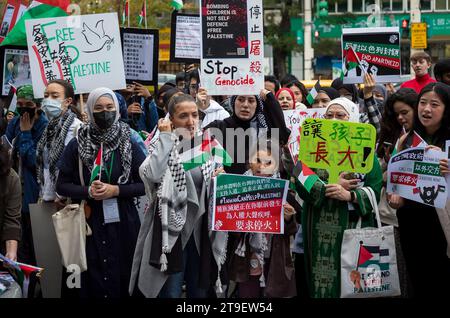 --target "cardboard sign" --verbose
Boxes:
[121,28,159,85]
[342,27,401,84]
[298,118,376,184]
[387,147,447,209]
[212,174,288,234]
[200,0,264,96]
[284,108,327,164]
[170,11,201,63]
[25,13,126,98]
[1,47,31,96]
